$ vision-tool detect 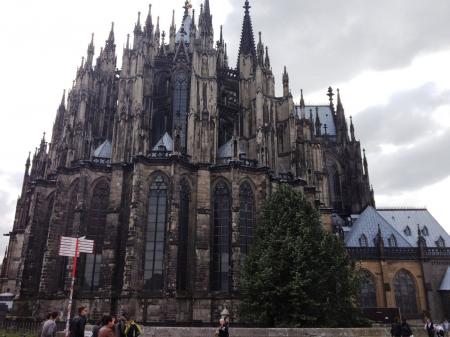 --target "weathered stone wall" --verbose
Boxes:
[137,326,428,337]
